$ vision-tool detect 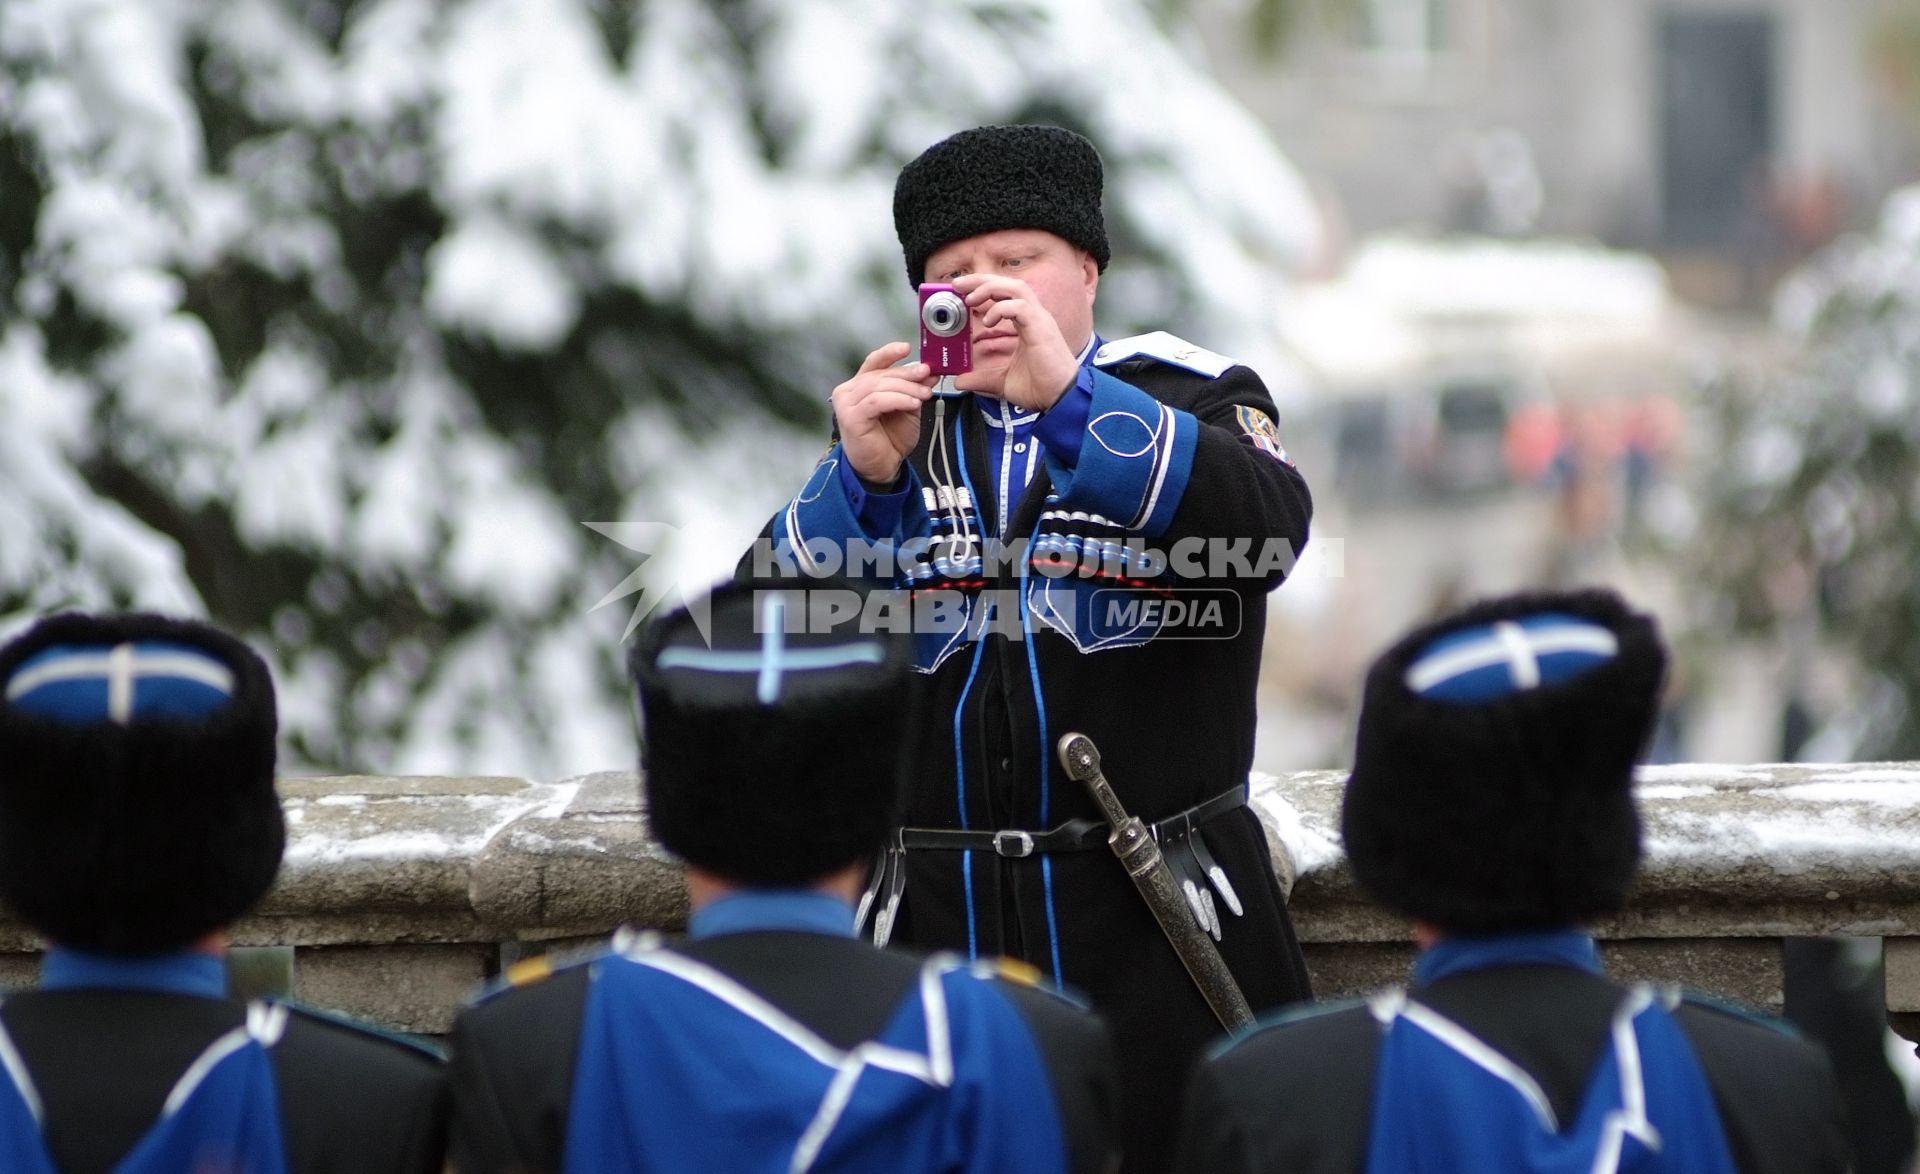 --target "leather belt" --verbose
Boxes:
[895,786,1247,859]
